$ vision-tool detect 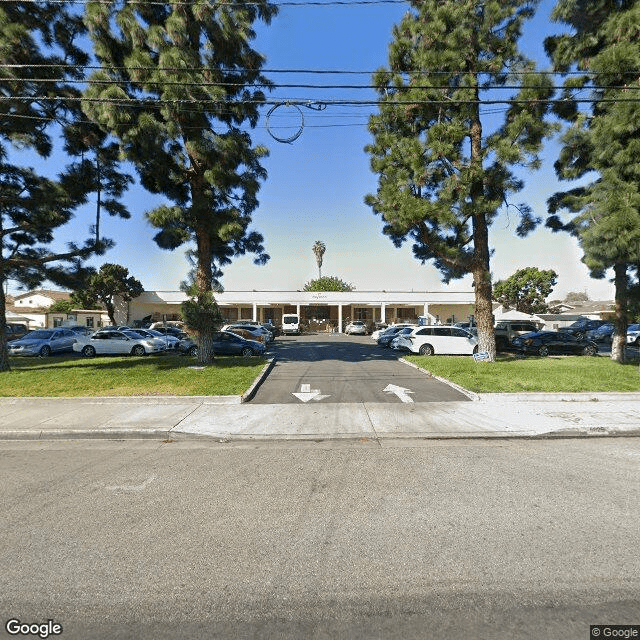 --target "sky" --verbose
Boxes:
[6,0,615,302]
